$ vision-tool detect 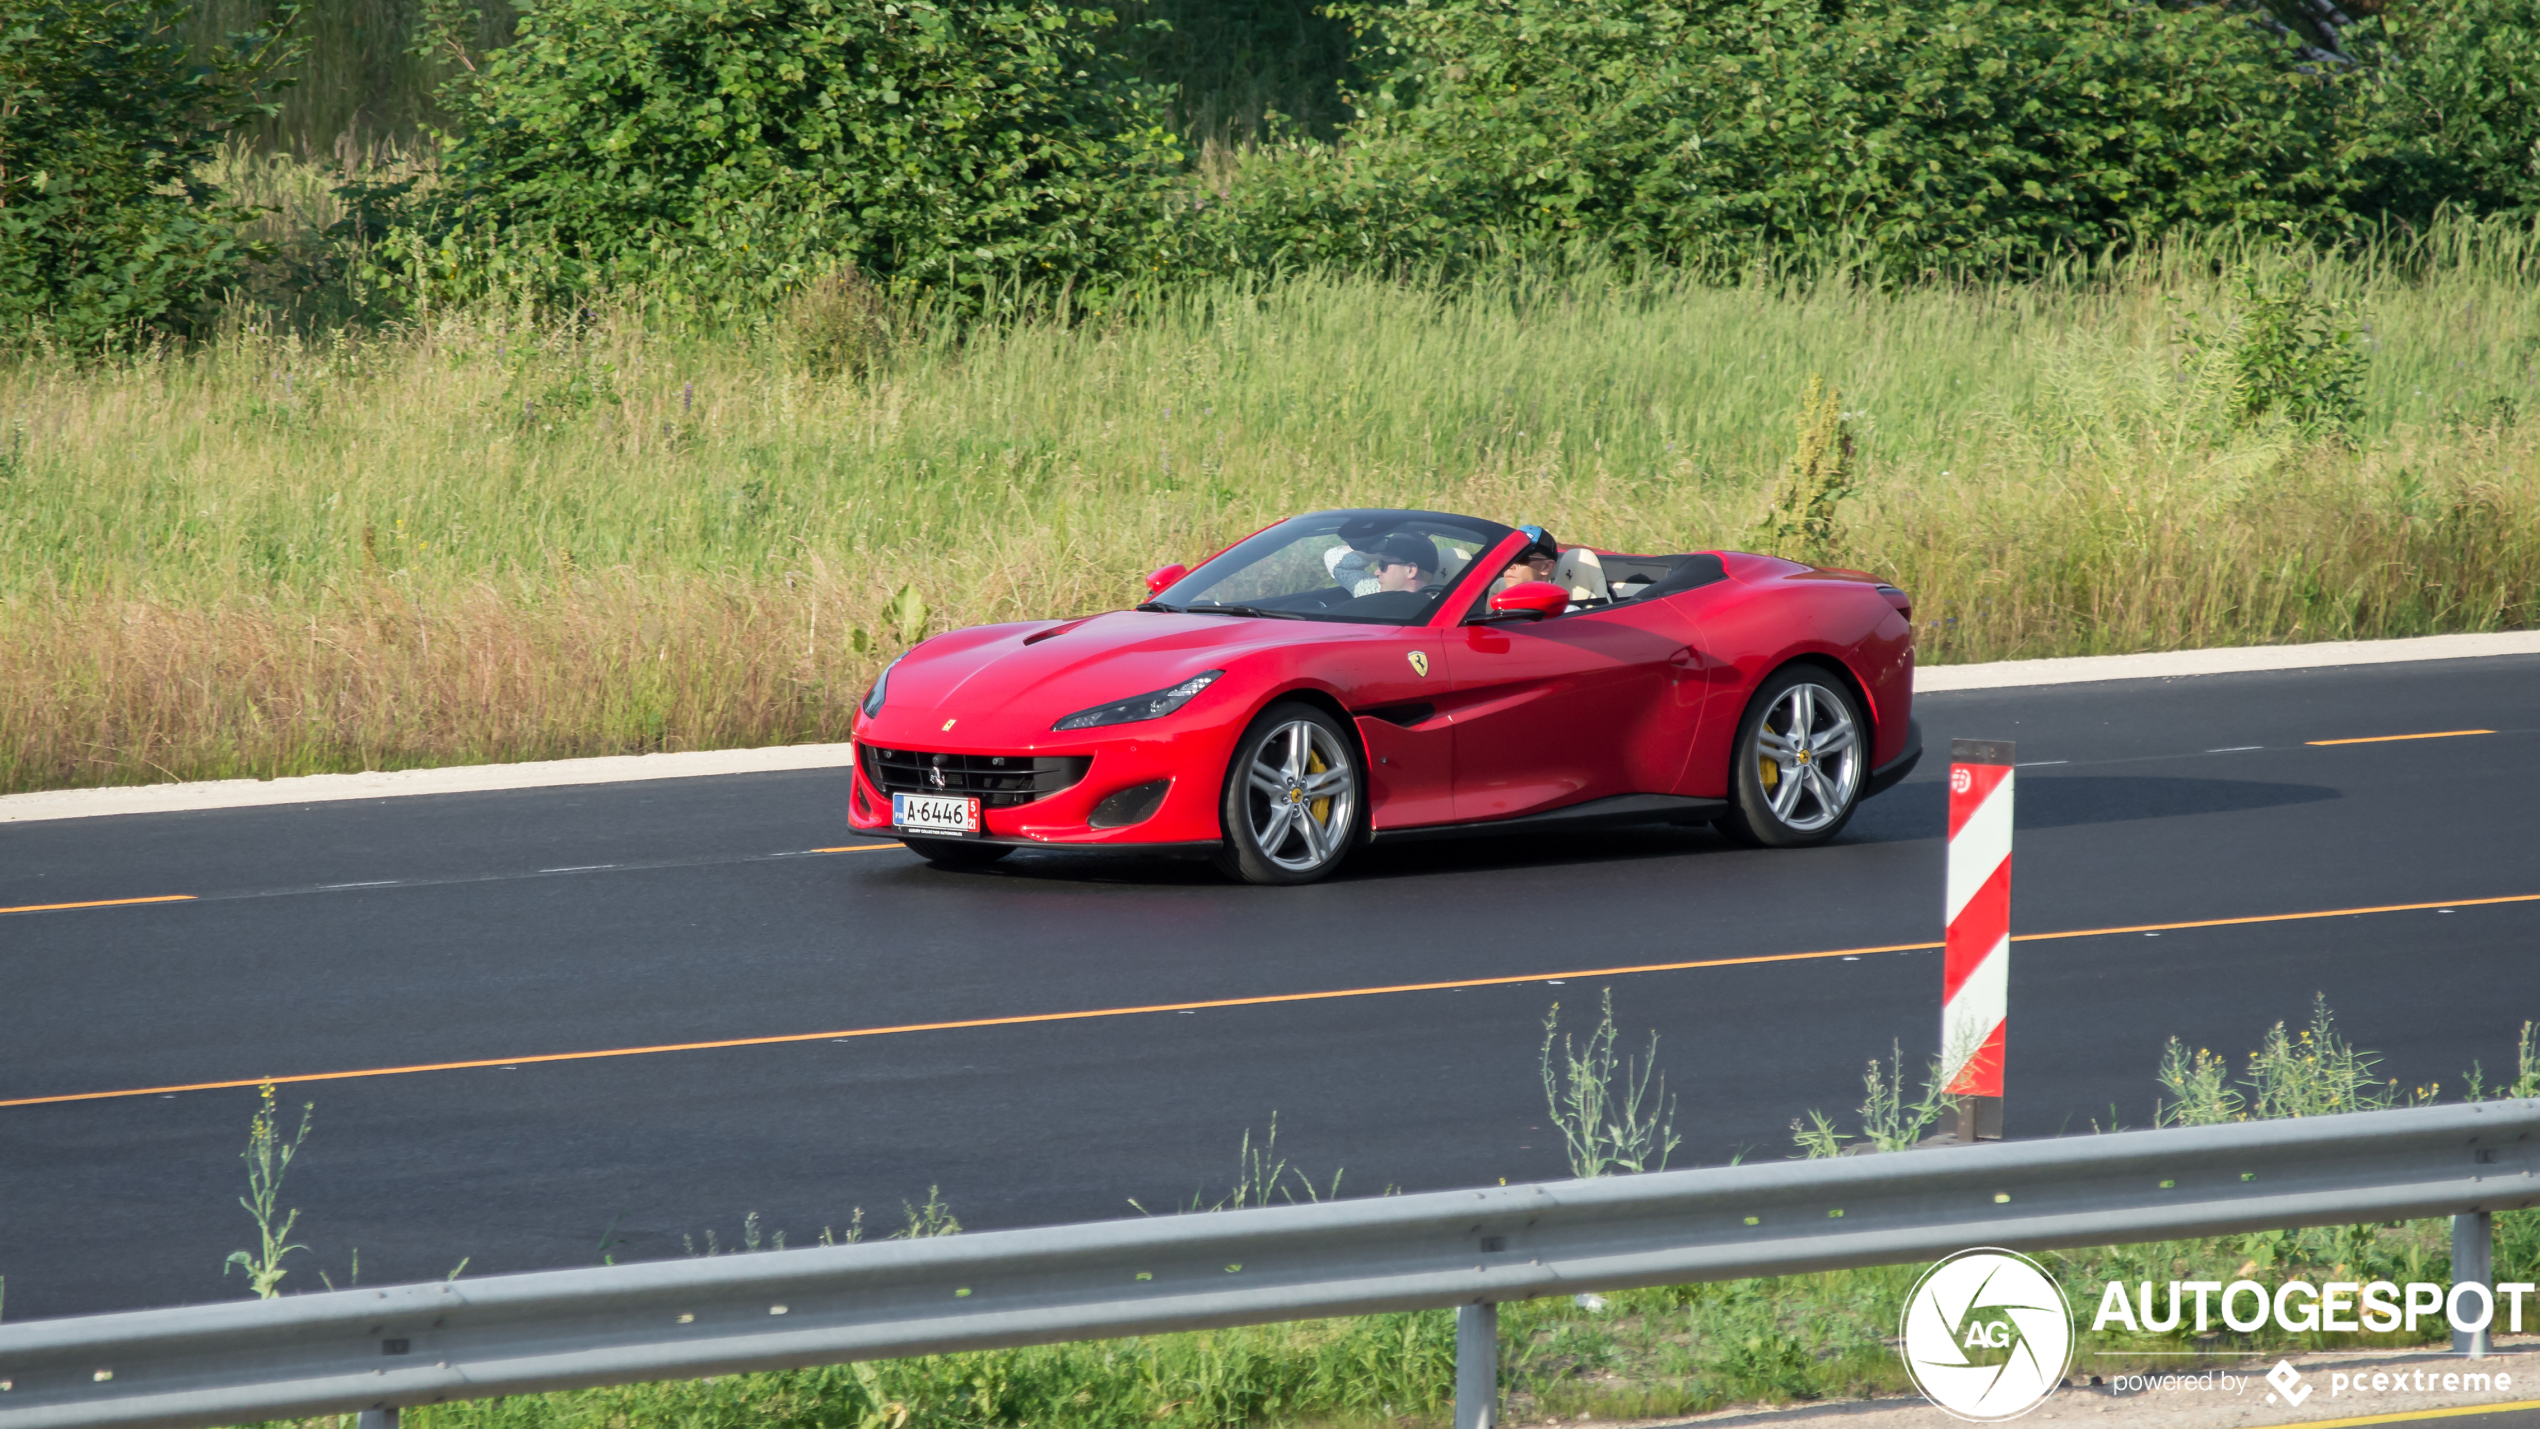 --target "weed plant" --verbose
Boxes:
[1132,1114,1345,1214]
[1539,991,1679,1177]
[224,1083,313,1297]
